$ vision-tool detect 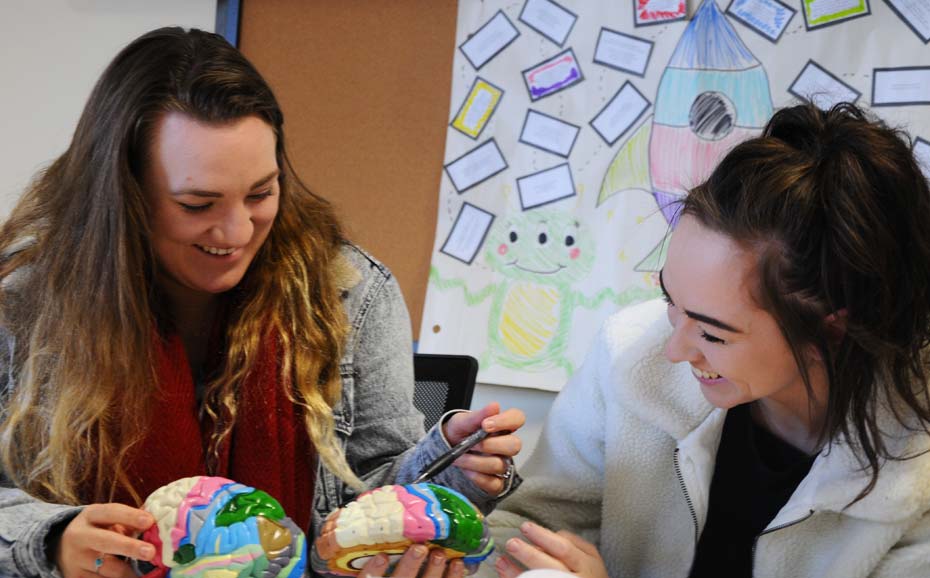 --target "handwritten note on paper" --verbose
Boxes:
[440,203,495,264]
[444,140,508,193]
[523,49,584,101]
[459,11,520,70]
[594,28,654,76]
[519,110,581,158]
[789,60,861,110]
[873,67,930,106]
[635,0,687,26]
[519,0,577,46]
[803,0,870,28]
[885,0,930,43]
[727,0,796,42]
[590,82,651,146]
[452,78,504,139]
[517,163,576,210]
[914,138,930,181]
